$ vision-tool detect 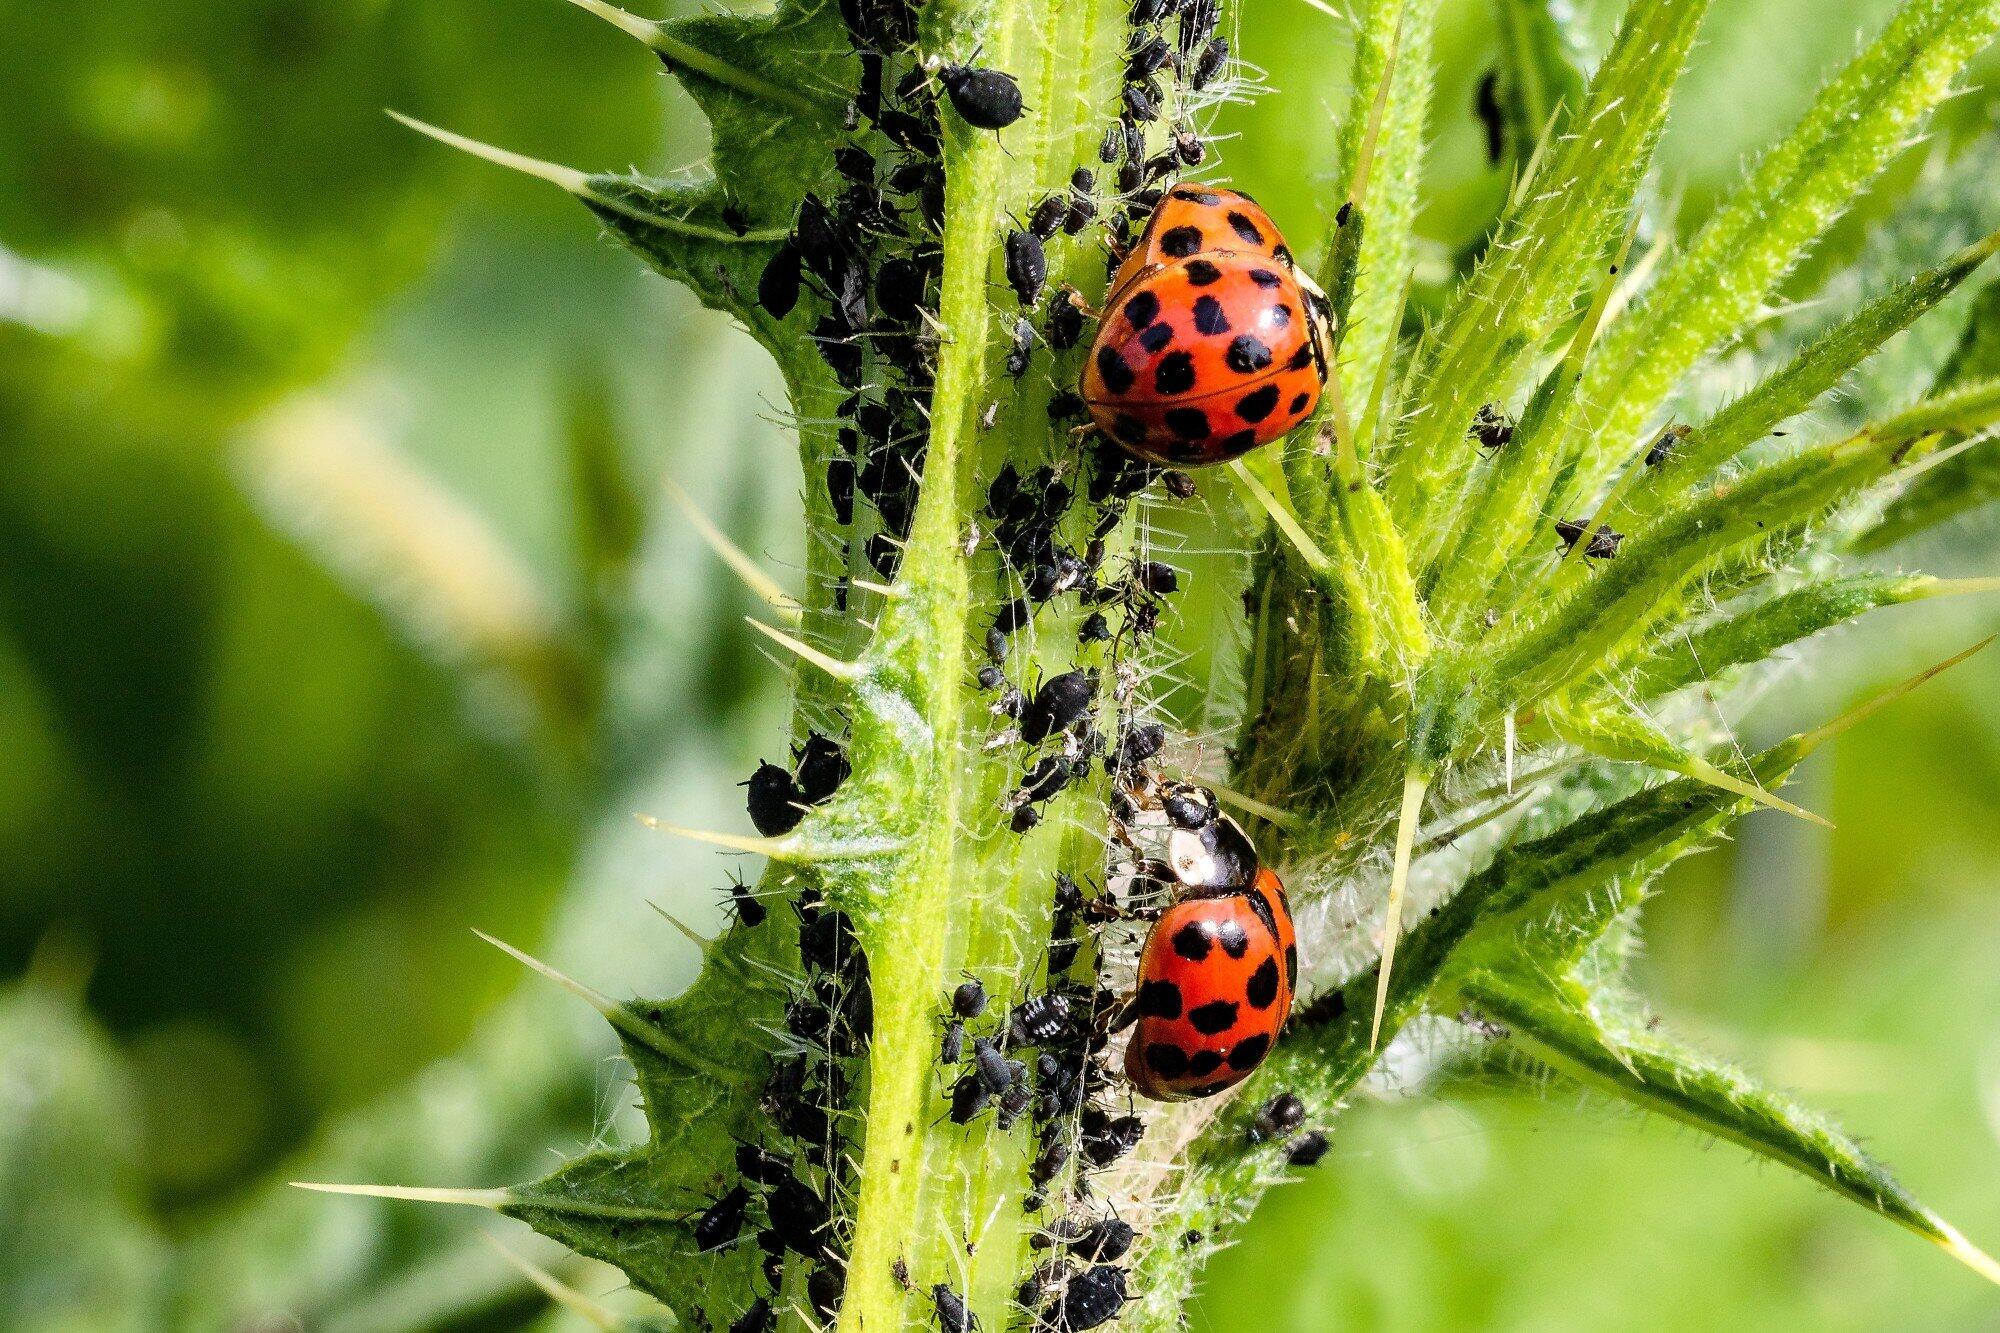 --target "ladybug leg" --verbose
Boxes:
[1059,283,1100,320]
[1105,991,1141,1035]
